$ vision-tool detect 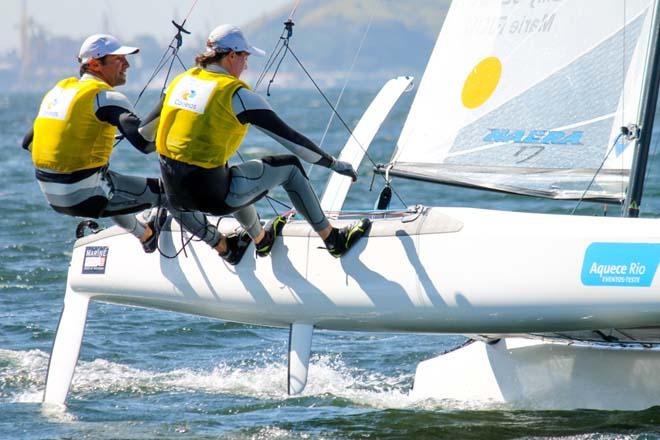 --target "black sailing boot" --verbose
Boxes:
[255,215,287,257]
[141,208,168,254]
[219,229,251,265]
[324,218,372,258]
